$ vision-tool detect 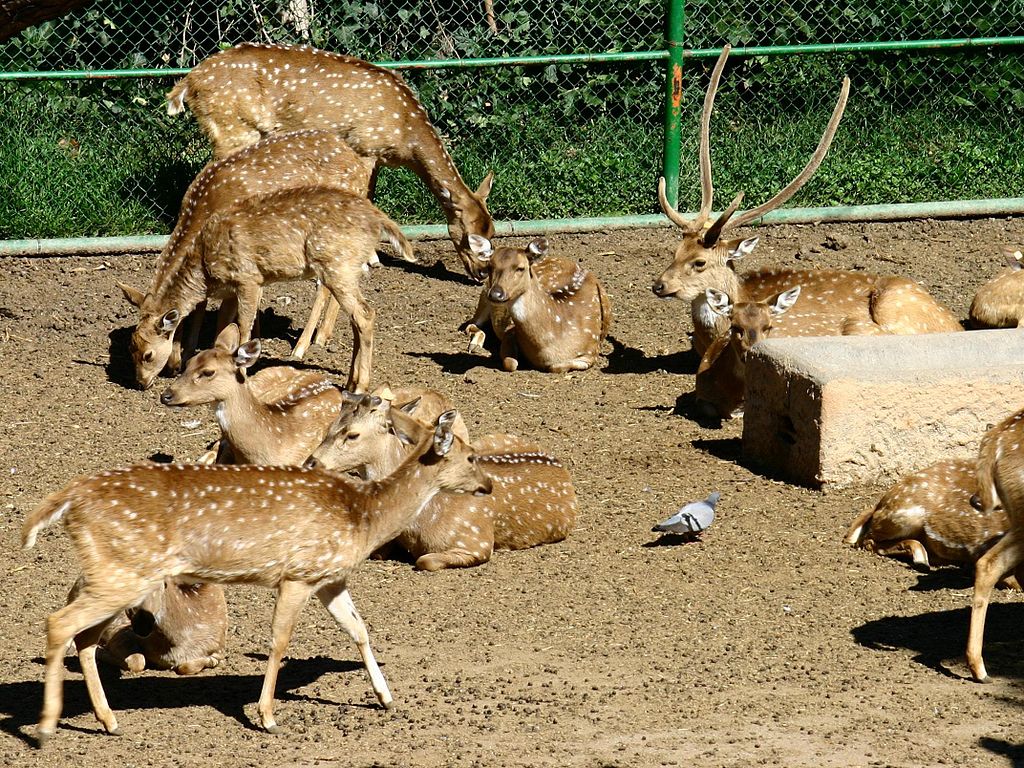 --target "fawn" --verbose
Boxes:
[22,408,491,742]
[651,46,961,355]
[308,390,576,571]
[167,42,494,279]
[161,324,345,465]
[127,186,413,395]
[694,286,801,419]
[463,236,611,373]
[969,247,1024,329]
[118,130,376,388]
